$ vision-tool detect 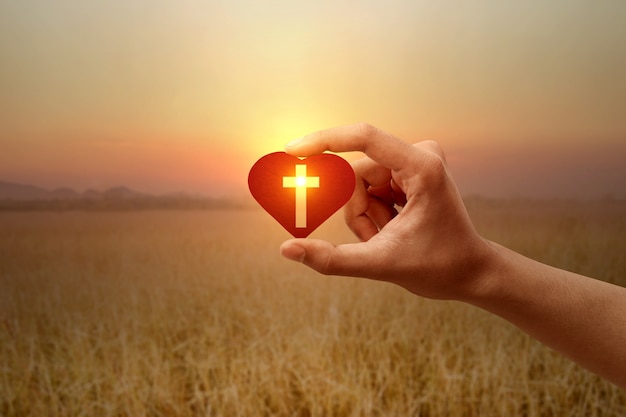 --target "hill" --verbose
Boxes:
[0,180,51,200]
[0,180,250,211]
